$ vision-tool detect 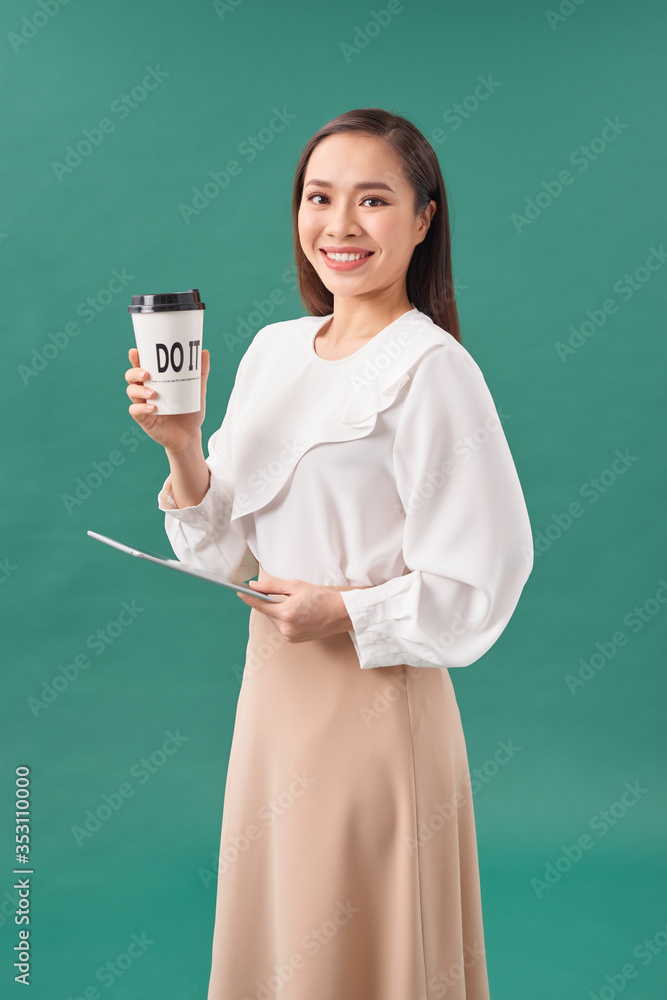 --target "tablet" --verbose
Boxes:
[86,530,286,602]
